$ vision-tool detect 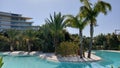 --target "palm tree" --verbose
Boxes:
[16,31,24,50]
[23,30,37,52]
[80,0,111,58]
[64,14,88,58]
[45,12,65,52]
[6,29,19,51]
[38,24,53,52]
